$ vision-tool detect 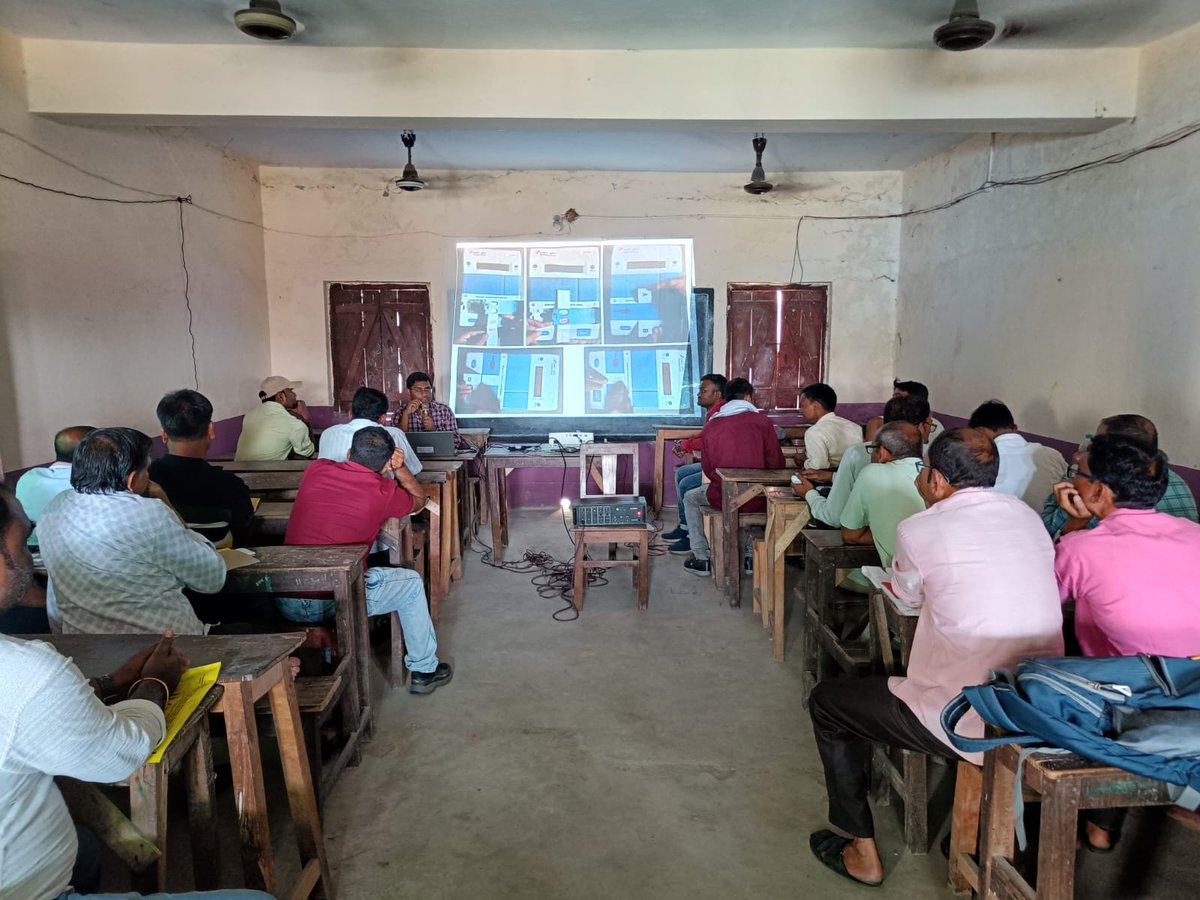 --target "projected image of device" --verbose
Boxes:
[458,247,524,346]
[585,347,687,414]
[606,243,688,343]
[527,246,601,344]
[458,349,562,414]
